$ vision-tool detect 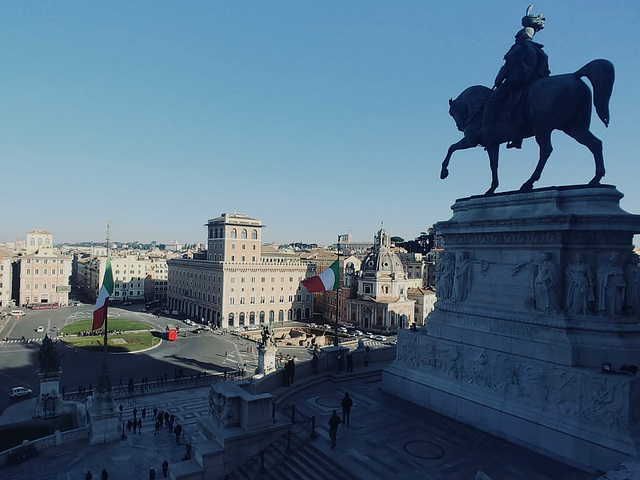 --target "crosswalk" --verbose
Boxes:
[2,337,44,344]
